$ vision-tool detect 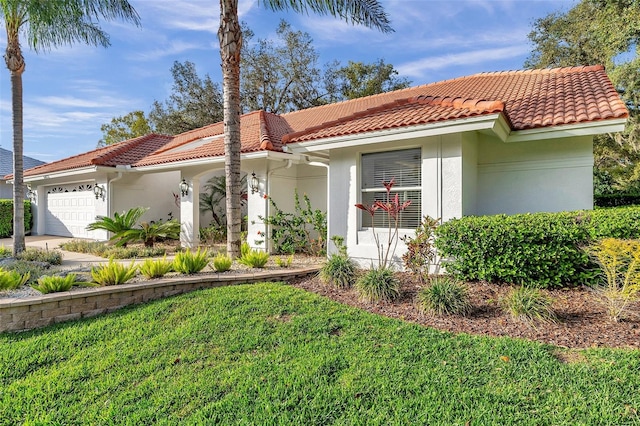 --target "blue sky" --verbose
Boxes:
[0,0,577,163]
